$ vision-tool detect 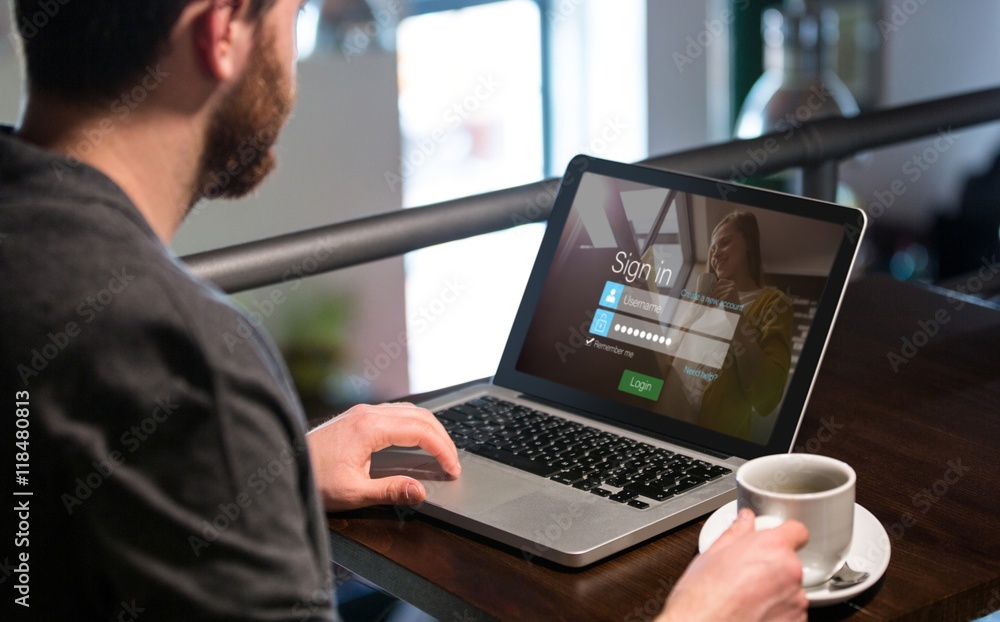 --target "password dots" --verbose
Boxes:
[613,322,672,347]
